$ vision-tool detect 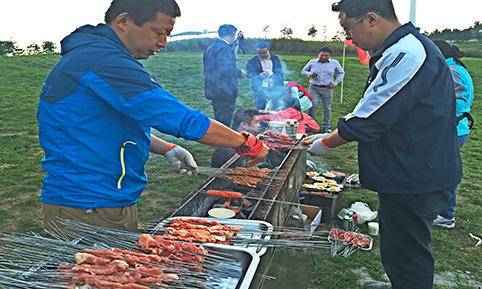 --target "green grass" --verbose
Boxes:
[0,52,480,288]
